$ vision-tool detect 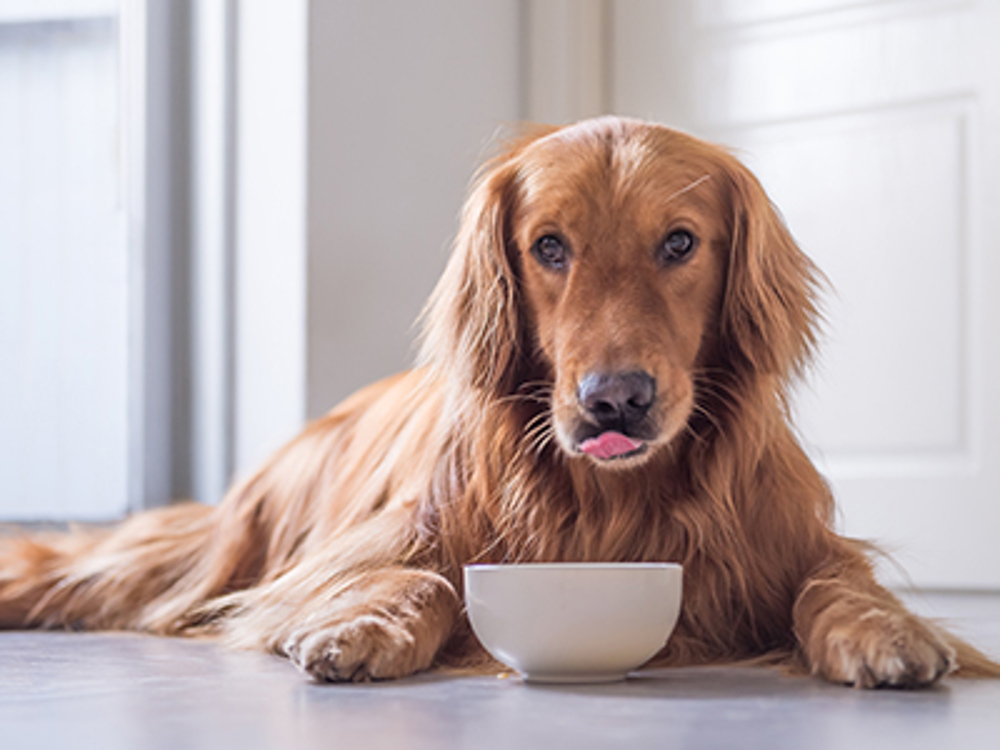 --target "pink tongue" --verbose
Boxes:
[579,431,644,460]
